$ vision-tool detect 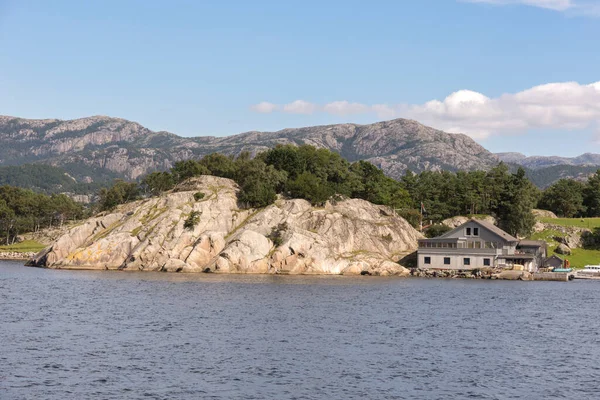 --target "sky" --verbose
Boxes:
[0,0,599,156]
